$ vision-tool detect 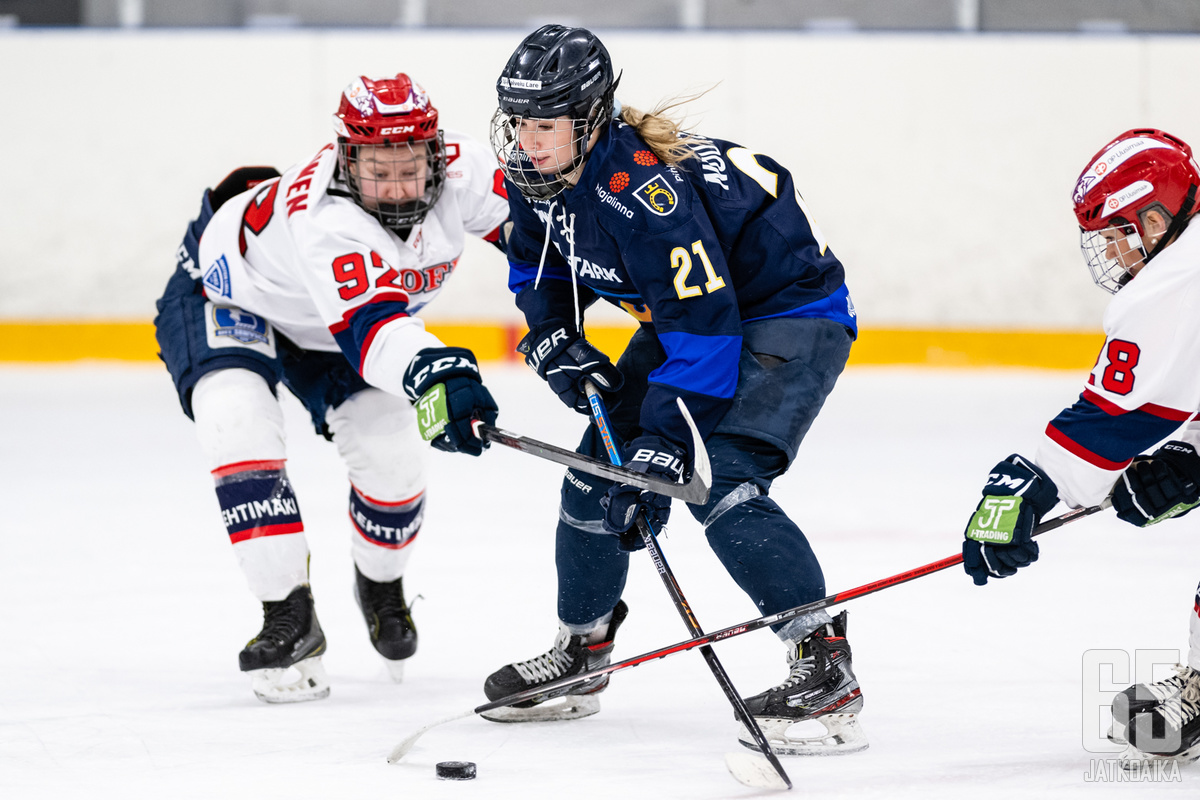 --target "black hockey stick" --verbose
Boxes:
[471,418,711,505]
[583,382,792,791]
[387,500,1107,766]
